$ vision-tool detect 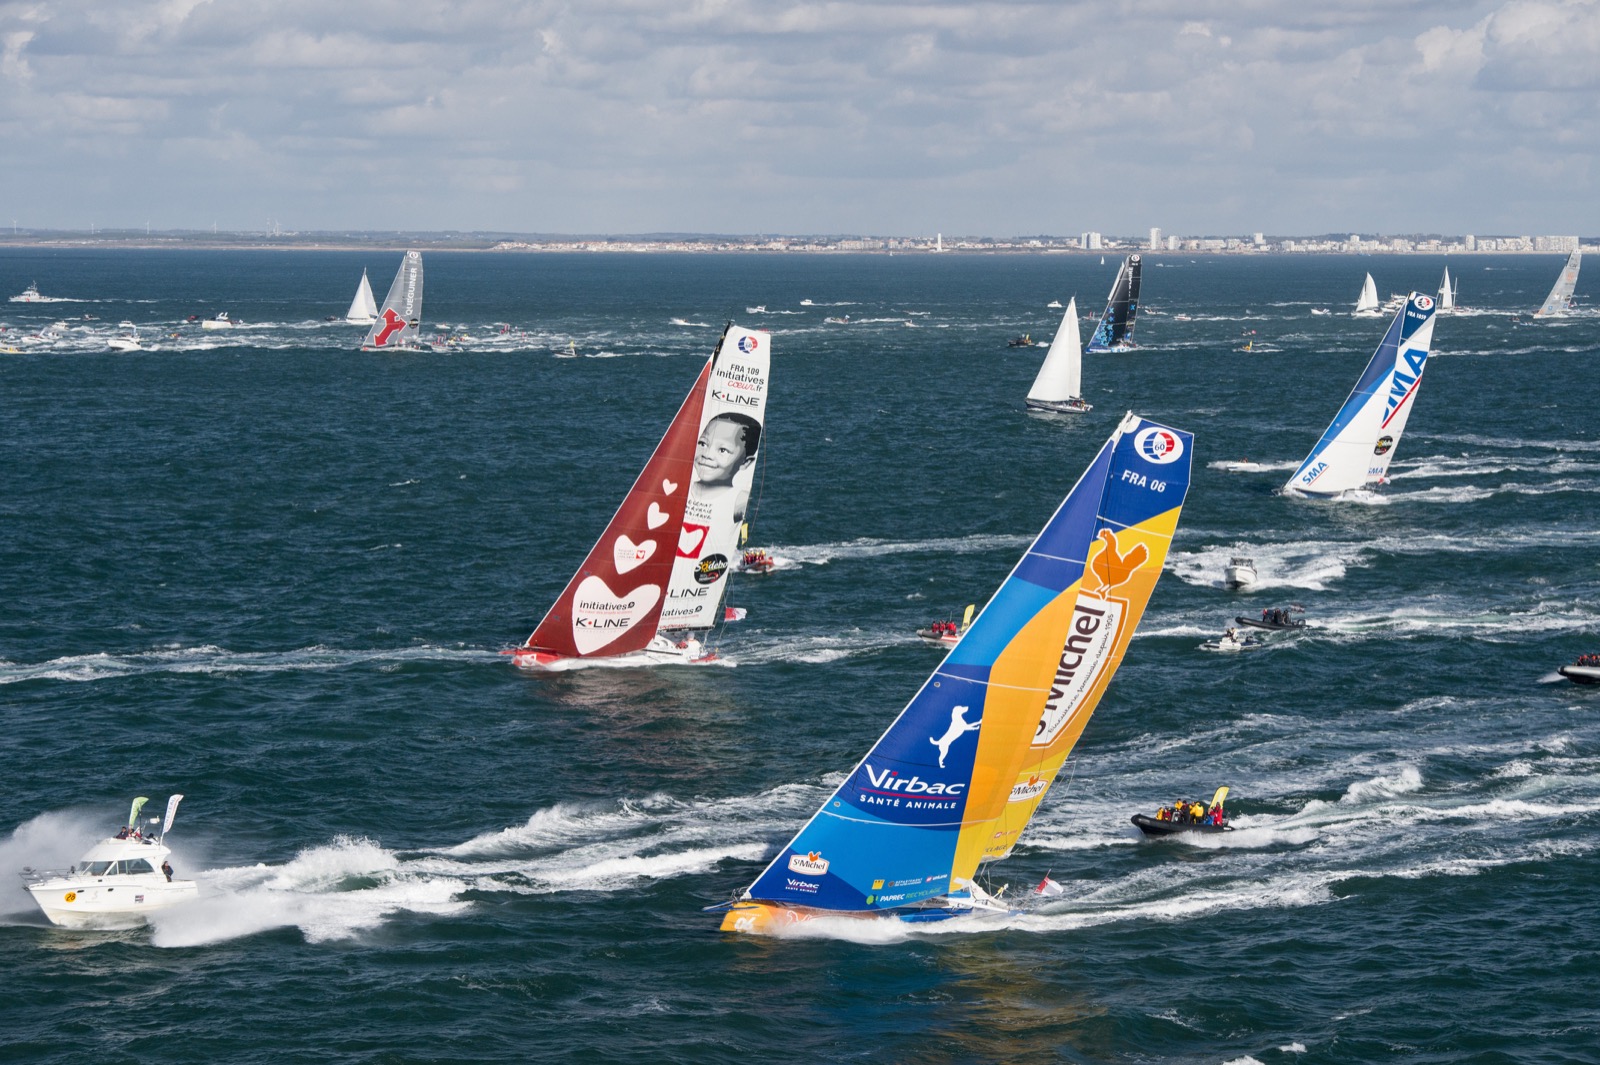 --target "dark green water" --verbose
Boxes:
[2,249,1597,1063]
